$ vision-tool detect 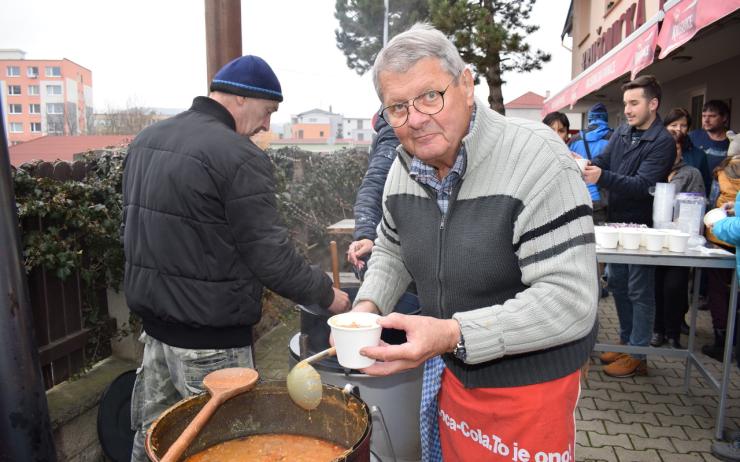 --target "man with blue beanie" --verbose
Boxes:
[124,55,349,462]
[570,102,613,224]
